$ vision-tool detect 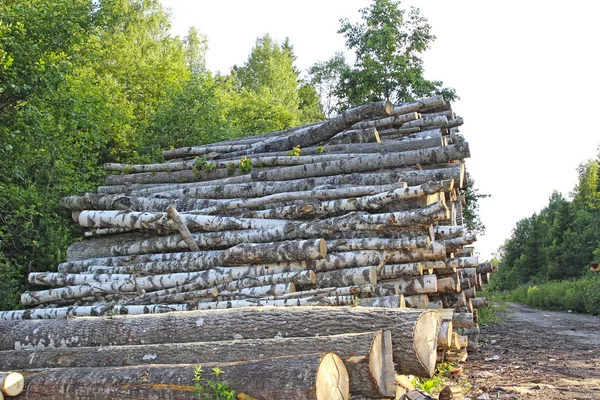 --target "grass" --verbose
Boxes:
[412,362,470,395]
